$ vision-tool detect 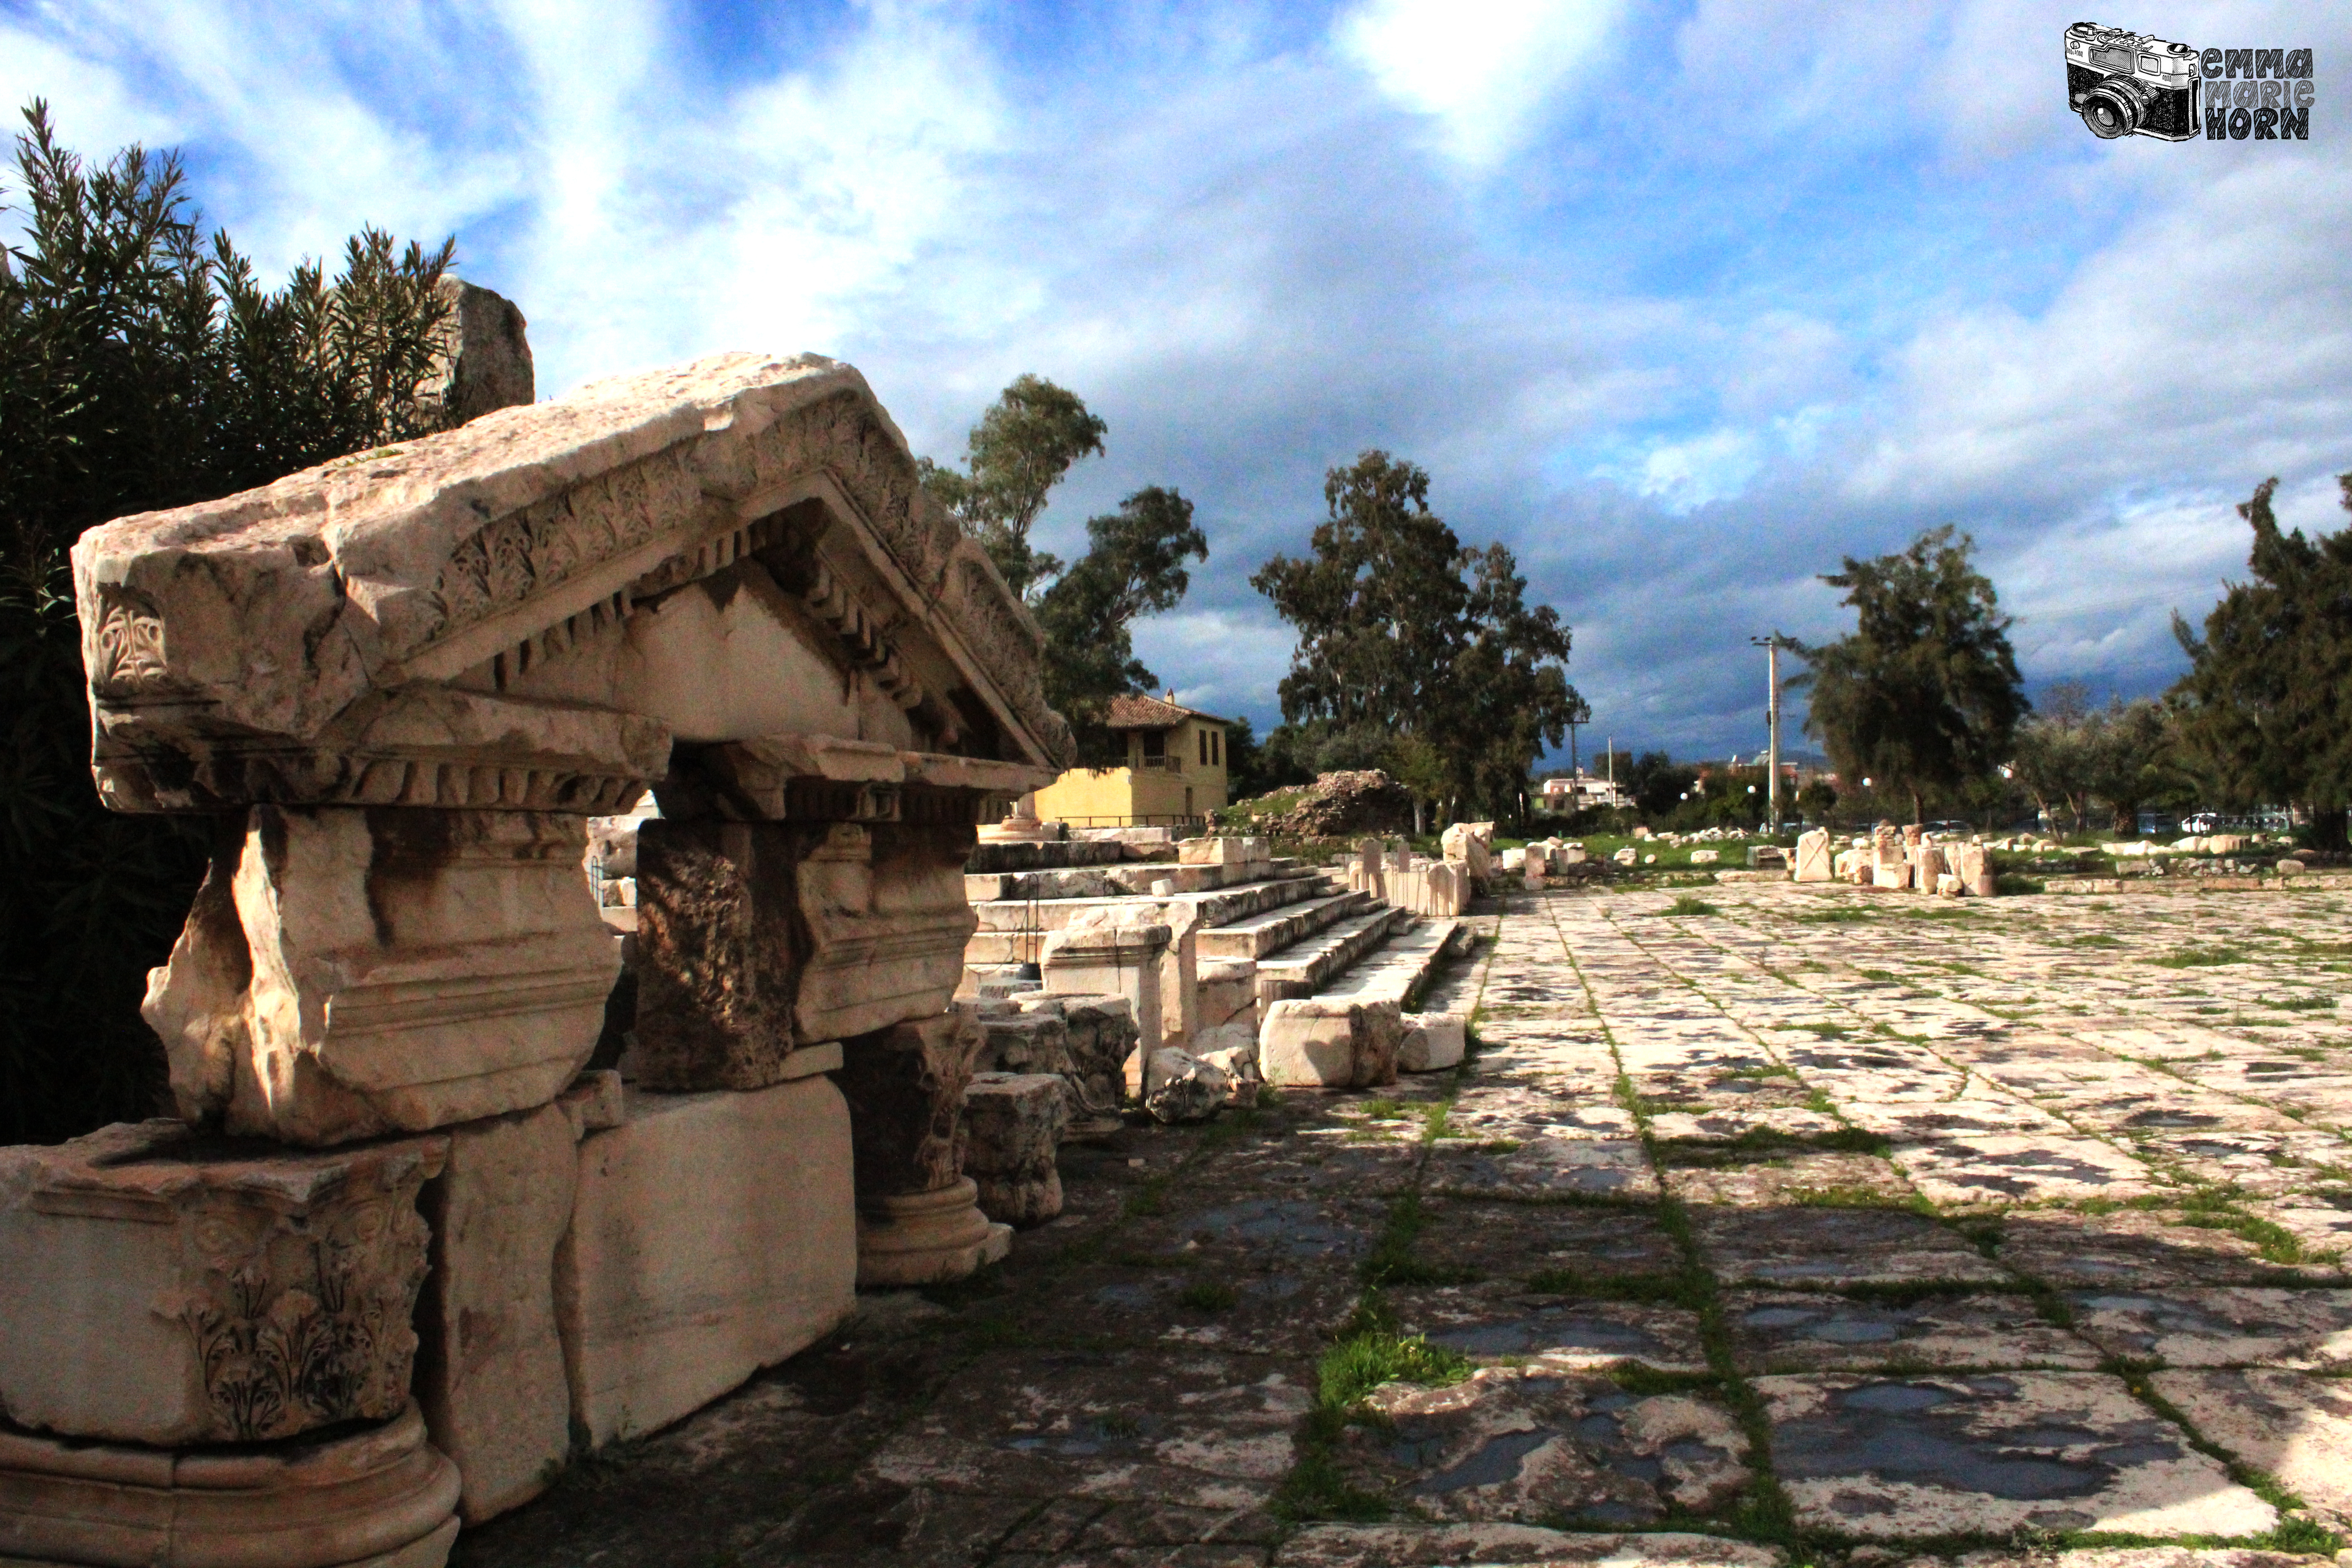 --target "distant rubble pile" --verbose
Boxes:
[1239,769,1415,838]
